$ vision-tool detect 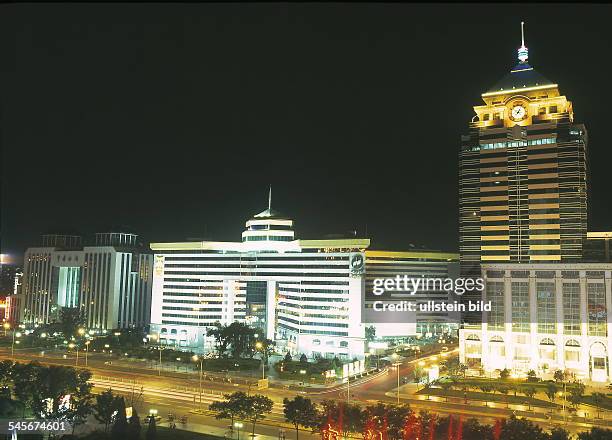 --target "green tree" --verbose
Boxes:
[499,368,510,380]
[365,326,376,342]
[0,360,13,391]
[65,369,93,434]
[94,389,116,434]
[577,427,612,440]
[299,353,308,364]
[568,383,585,408]
[210,392,249,427]
[284,352,292,363]
[146,414,157,440]
[11,362,42,417]
[245,394,273,438]
[591,392,606,419]
[111,396,128,438]
[478,384,493,407]
[553,369,565,383]
[545,382,558,404]
[439,380,454,402]
[520,385,537,410]
[526,369,538,382]
[59,307,84,338]
[207,322,230,357]
[501,415,548,440]
[365,403,412,440]
[550,426,571,440]
[497,385,510,408]
[127,409,142,440]
[283,396,319,440]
